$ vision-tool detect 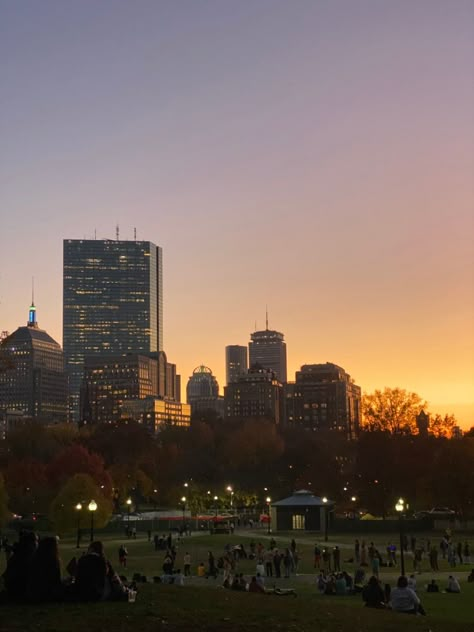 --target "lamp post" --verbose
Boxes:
[322,496,329,542]
[88,500,97,542]
[181,496,187,529]
[226,485,234,511]
[126,497,132,535]
[395,498,405,576]
[75,503,82,548]
[266,497,272,535]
